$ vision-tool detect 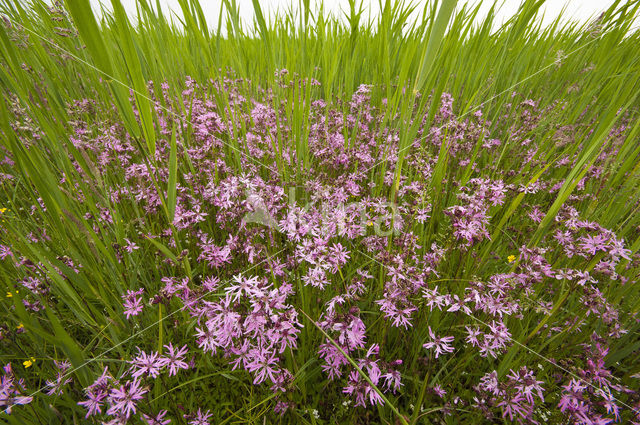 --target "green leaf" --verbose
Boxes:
[145,235,178,262]
[111,0,157,155]
[413,0,458,94]
[64,0,141,139]
[167,126,178,221]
